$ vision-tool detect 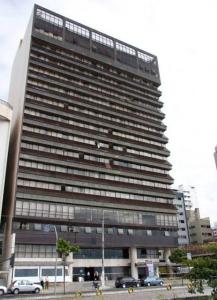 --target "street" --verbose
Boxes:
[0,284,213,300]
